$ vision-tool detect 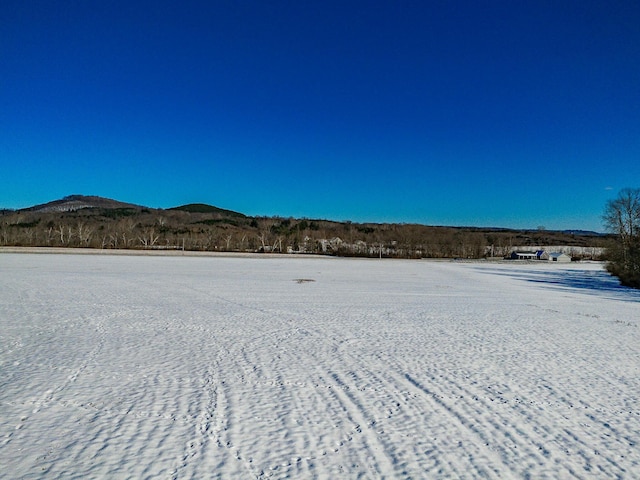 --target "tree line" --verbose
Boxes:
[0,203,607,260]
